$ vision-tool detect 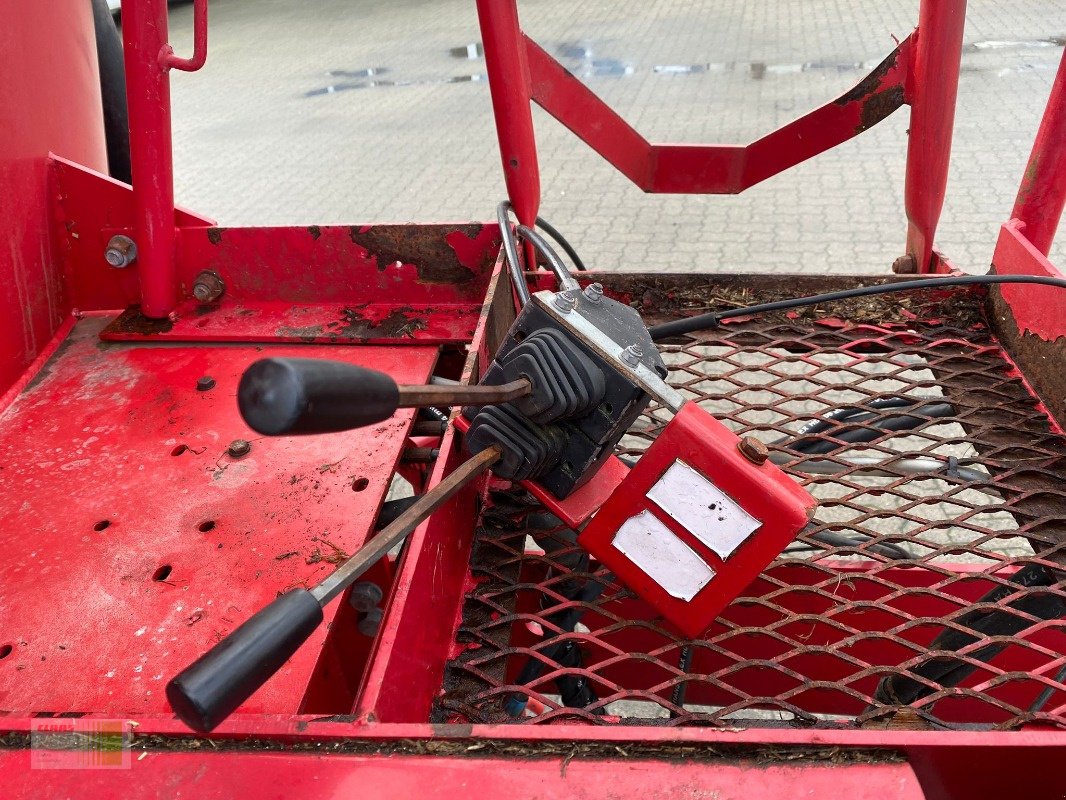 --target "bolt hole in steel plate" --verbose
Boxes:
[352,477,370,492]
[197,520,216,533]
[171,444,188,456]
[152,565,173,582]
[93,520,111,532]
[0,644,12,660]
[0,317,439,714]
